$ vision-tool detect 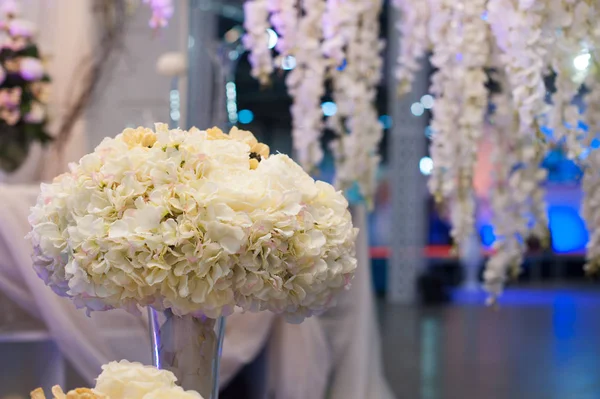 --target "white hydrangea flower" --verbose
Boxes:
[28,124,357,321]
